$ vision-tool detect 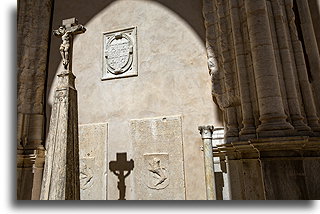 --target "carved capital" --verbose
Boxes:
[198,125,214,139]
